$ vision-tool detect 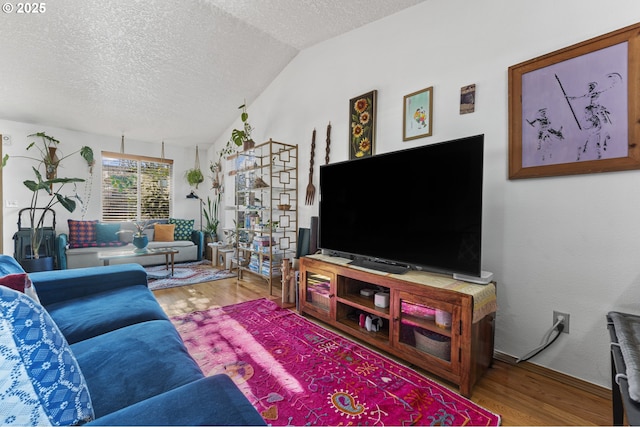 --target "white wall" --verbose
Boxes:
[213,0,640,388]
[0,119,201,252]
